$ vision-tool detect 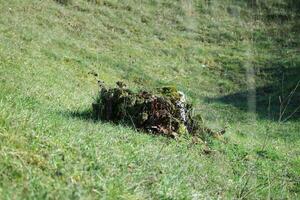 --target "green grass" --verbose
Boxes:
[0,0,299,199]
